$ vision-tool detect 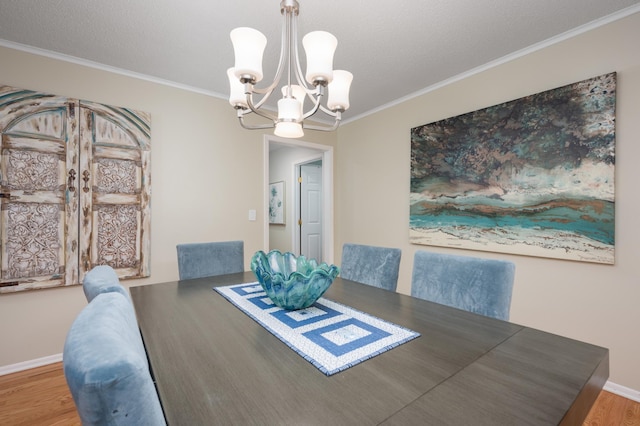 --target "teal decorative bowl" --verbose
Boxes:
[250,250,340,310]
